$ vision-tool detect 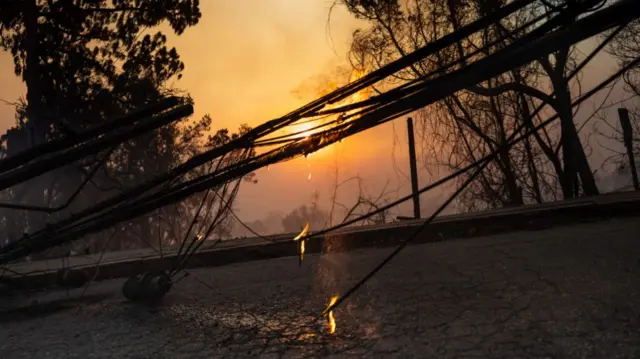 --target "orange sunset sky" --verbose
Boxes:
[0,1,630,224]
